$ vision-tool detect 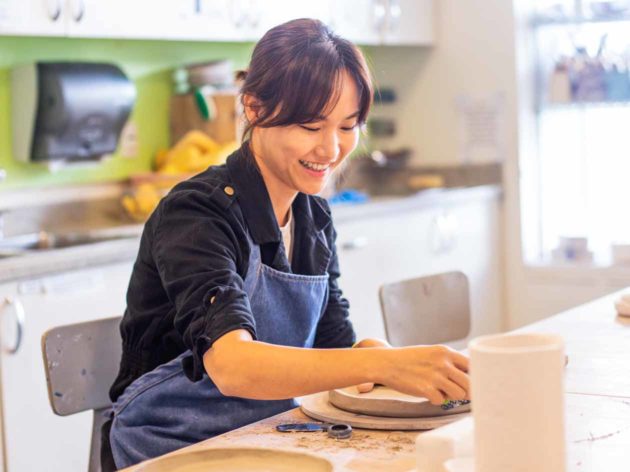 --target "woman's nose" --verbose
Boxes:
[315,132,340,161]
